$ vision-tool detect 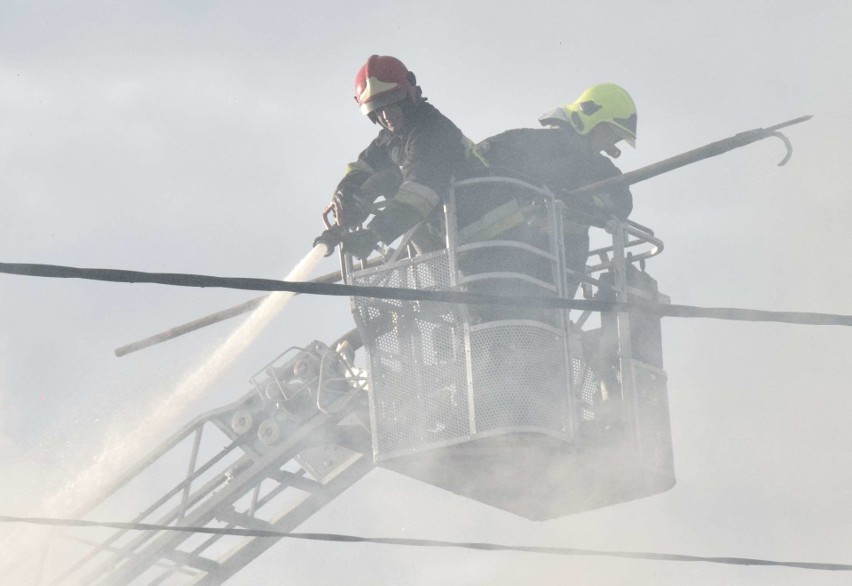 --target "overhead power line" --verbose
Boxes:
[1,262,851,327]
[2,515,850,573]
